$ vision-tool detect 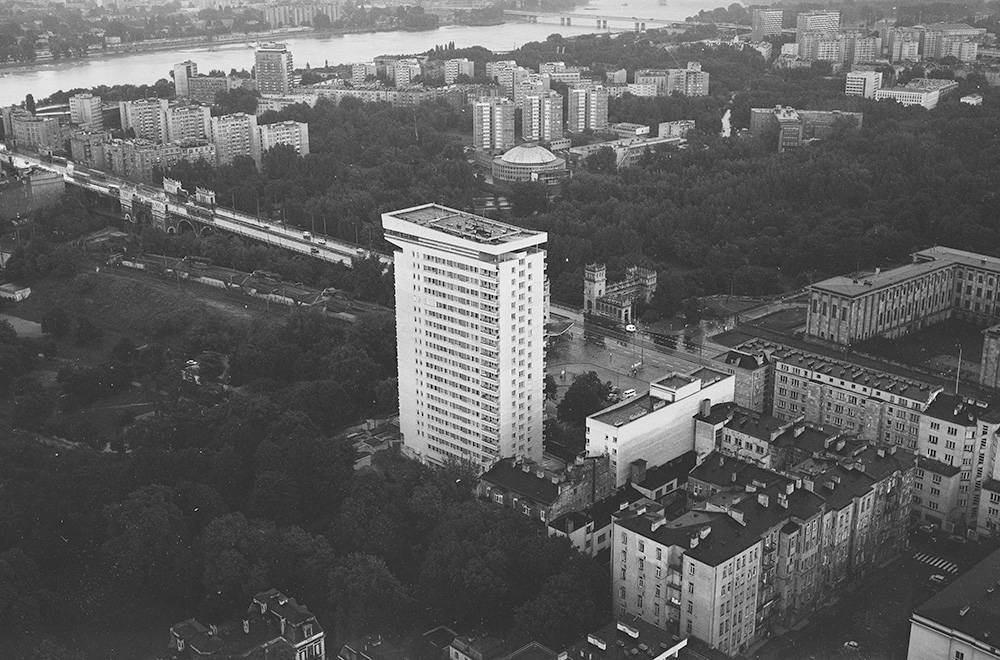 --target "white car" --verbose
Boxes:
[625,324,637,332]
